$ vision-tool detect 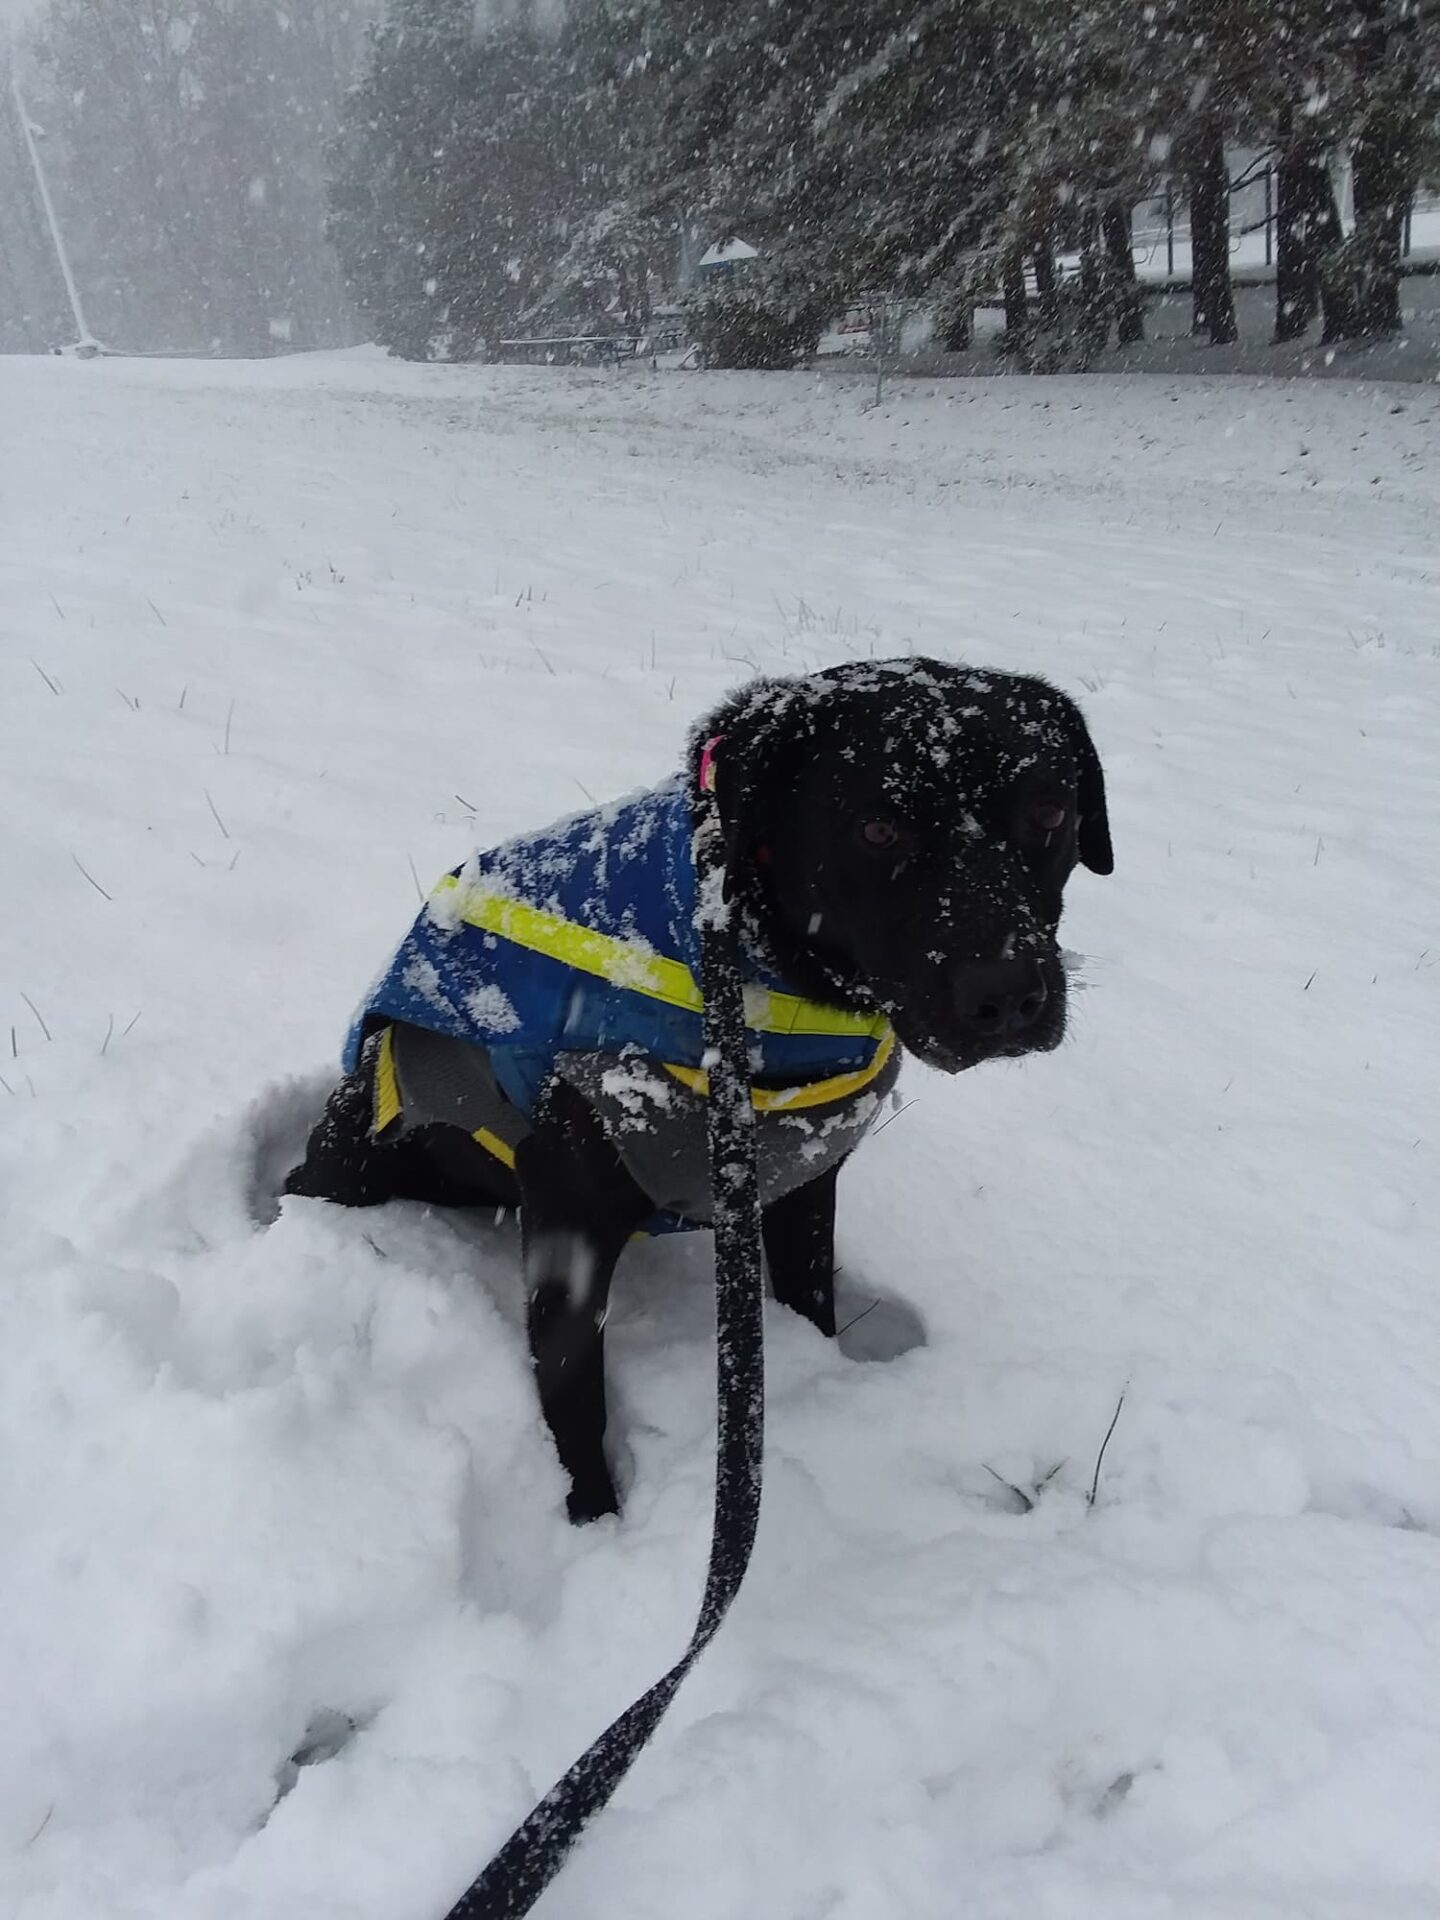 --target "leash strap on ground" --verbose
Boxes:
[439,792,765,1920]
